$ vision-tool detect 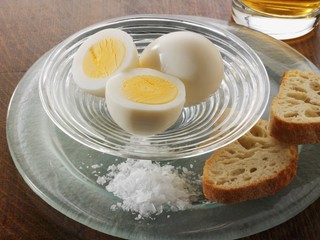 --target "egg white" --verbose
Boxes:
[71,28,139,97]
[140,31,224,106]
[105,68,186,136]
